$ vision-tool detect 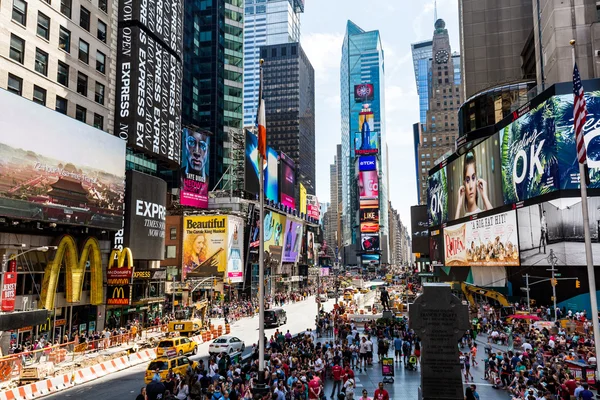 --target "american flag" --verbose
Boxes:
[573,63,588,164]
